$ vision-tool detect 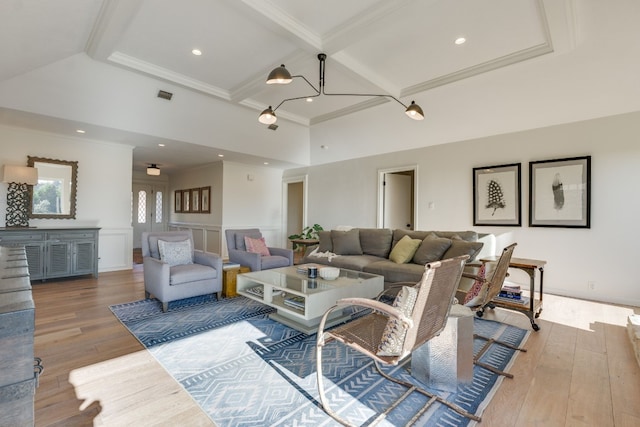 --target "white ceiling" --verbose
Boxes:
[1,0,639,173]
